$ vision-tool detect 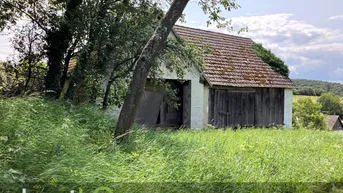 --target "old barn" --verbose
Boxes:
[134,25,295,129]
